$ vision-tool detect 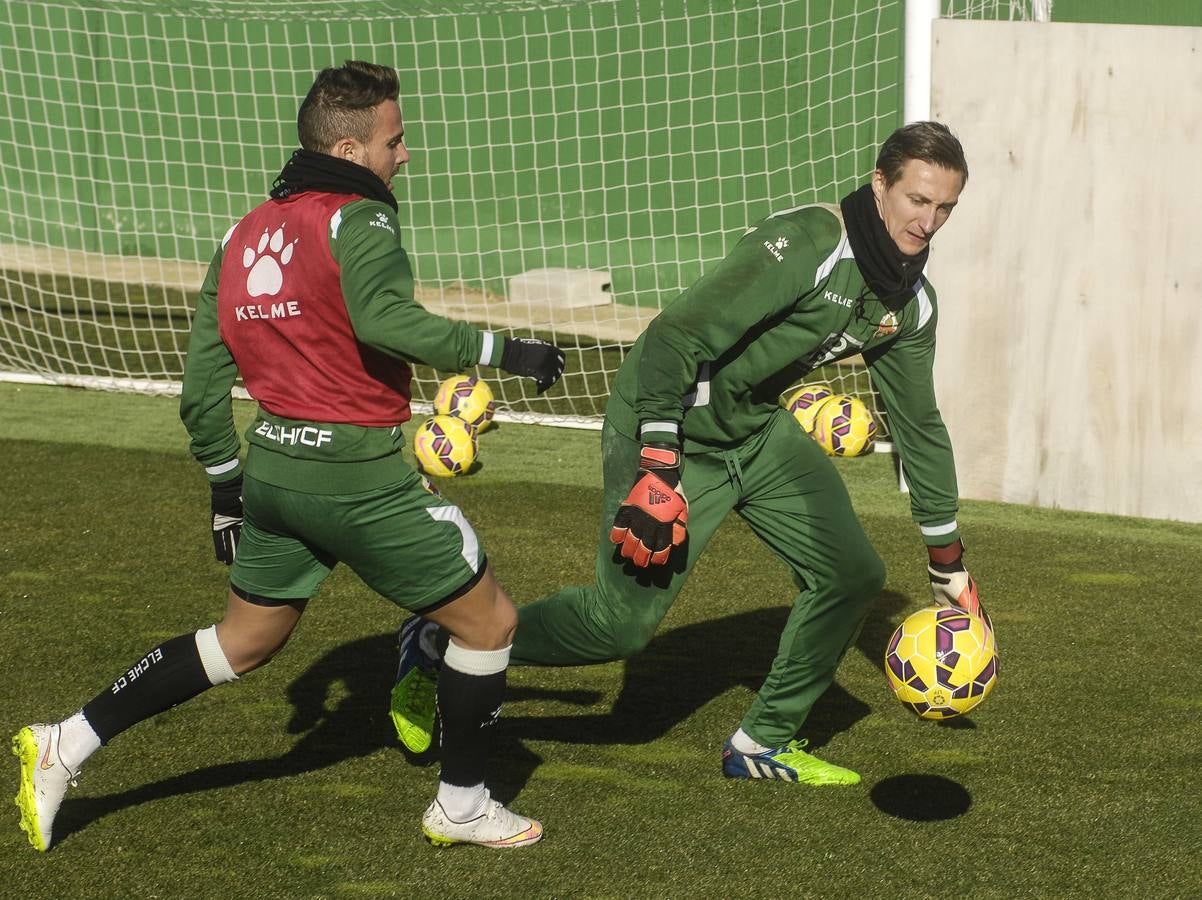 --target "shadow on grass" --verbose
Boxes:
[54,632,403,846]
[486,589,912,797]
[56,588,913,844]
[506,587,913,749]
[869,774,972,821]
